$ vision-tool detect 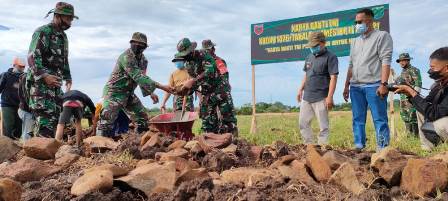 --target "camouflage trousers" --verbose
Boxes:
[29,82,63,137]
[174,95,194,112]
[200,92,237,134]
[98,93,148,136]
